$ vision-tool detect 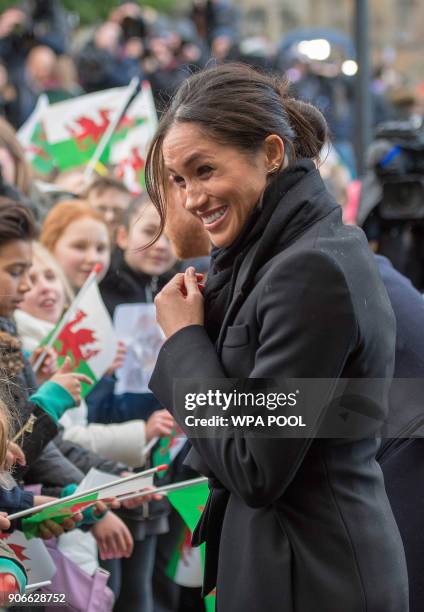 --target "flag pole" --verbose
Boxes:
[142,436,159,457]
[32,263,103,373]
[117,476,208,503]
[69,476,209,517]
[83,77,139,182]
[26,580,52,591]
[8,464,168,521]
